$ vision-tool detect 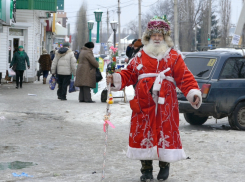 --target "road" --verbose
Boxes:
[0,80,244,182]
